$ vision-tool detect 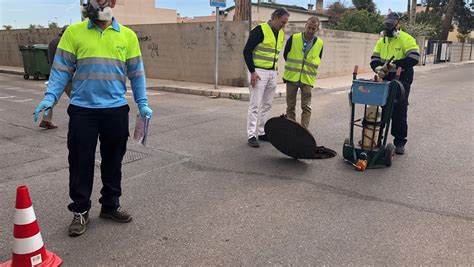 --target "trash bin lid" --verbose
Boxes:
[32,44,48,50]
